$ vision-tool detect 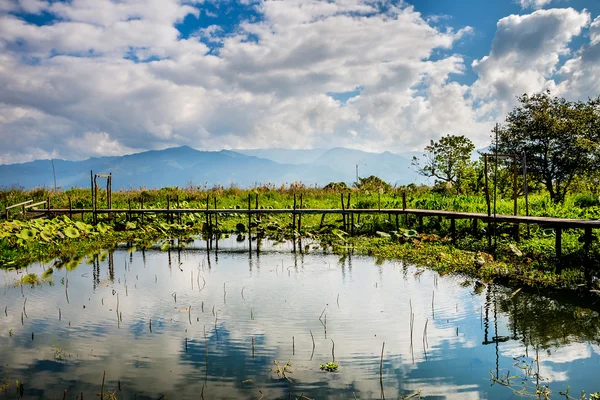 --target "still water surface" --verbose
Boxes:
[1,239,599,399]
